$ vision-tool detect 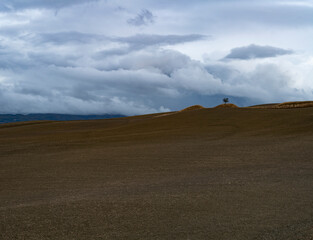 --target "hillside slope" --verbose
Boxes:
[1,108,313,239]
